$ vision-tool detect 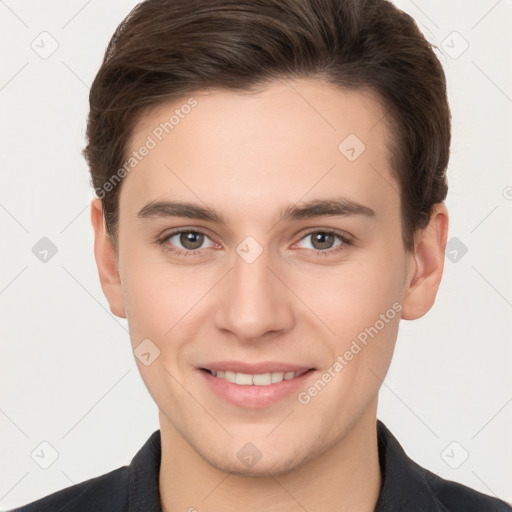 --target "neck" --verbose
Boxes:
[158,404,381,512]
